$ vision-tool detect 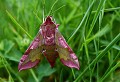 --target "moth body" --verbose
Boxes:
[18,16,80,71]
